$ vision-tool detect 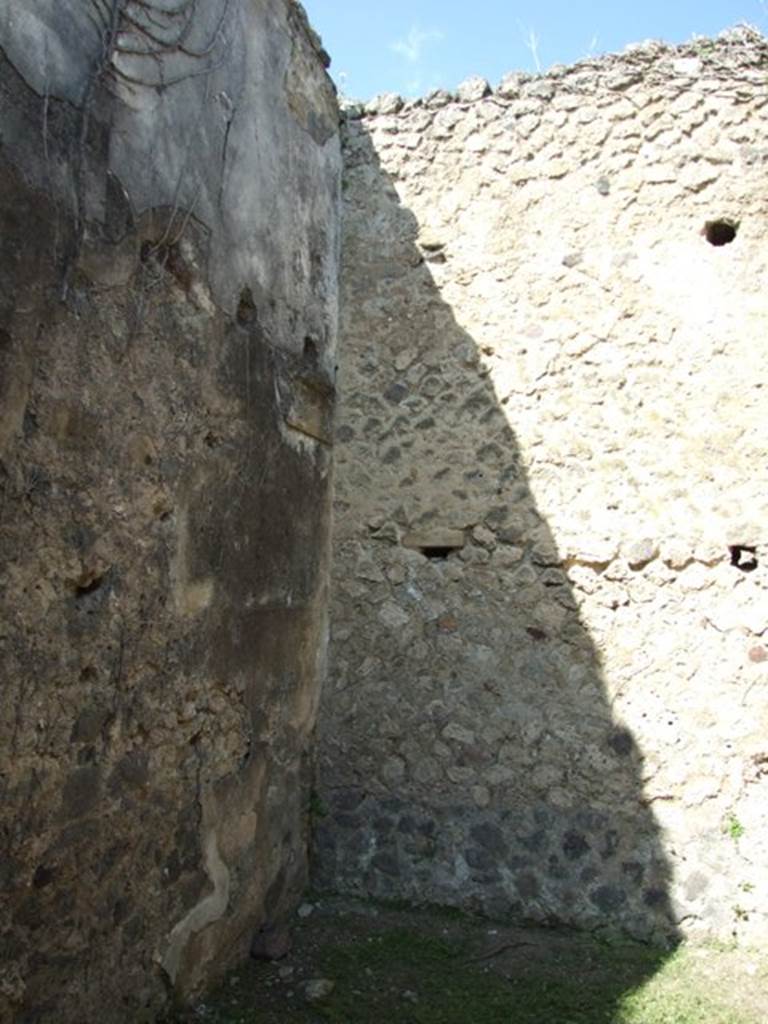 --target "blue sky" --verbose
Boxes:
[302,1,767,100]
